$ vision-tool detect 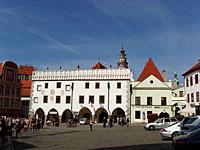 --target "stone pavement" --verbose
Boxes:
[13,123,173,150]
